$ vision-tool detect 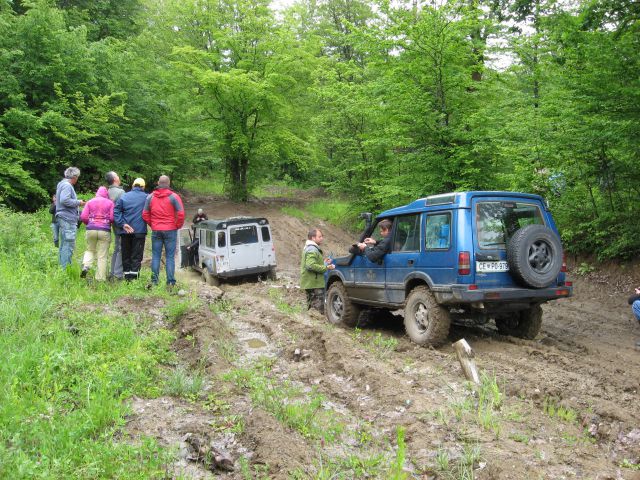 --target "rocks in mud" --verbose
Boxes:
[183,432,234,472]
[197,286,224,304]
[292,348,311,362]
